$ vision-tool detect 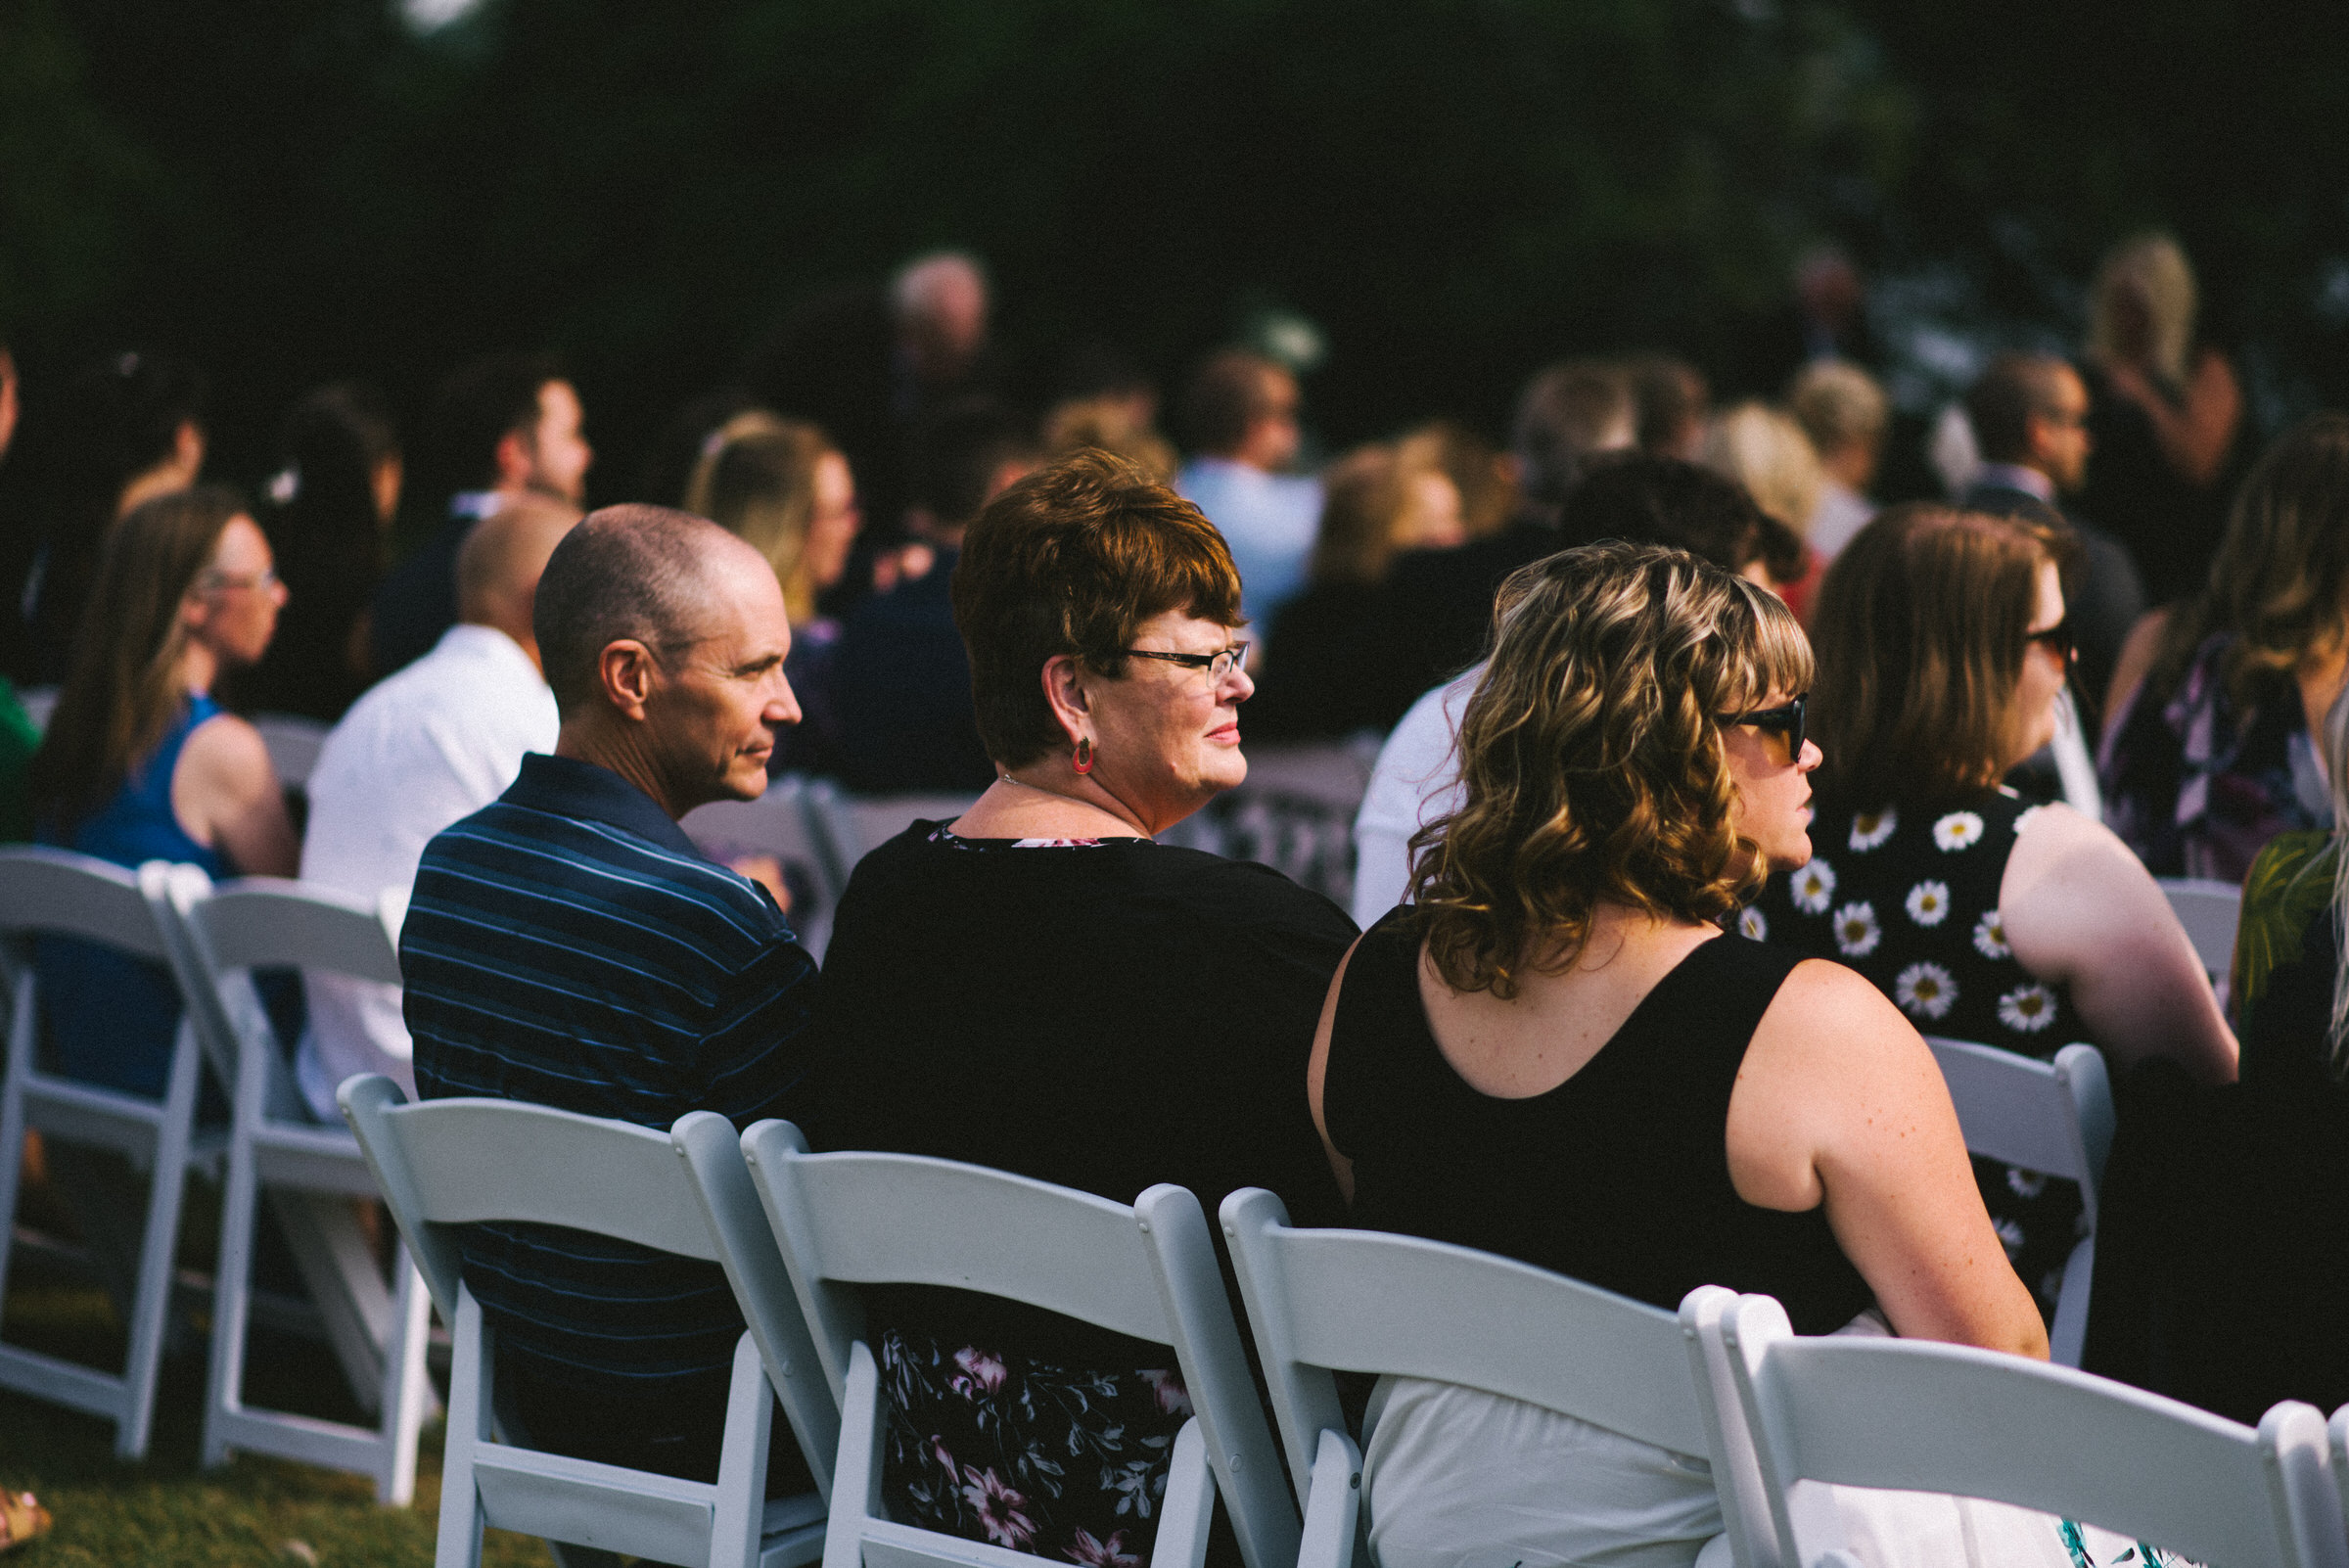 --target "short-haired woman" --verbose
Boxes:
[29,484,296,1094]
[807,450,1355,1561]
[2099,412,2349,882]
[1312,540,2046,1566]
[1758,504,2234,1314]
